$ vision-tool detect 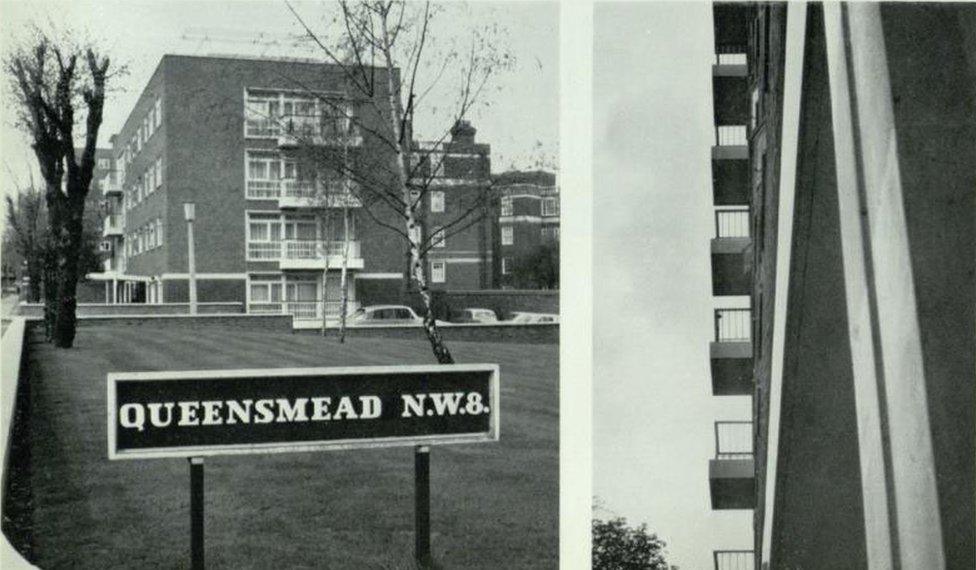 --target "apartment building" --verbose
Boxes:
[708,3,975,569]
[92,54,492,319]
[494,170,559,289]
